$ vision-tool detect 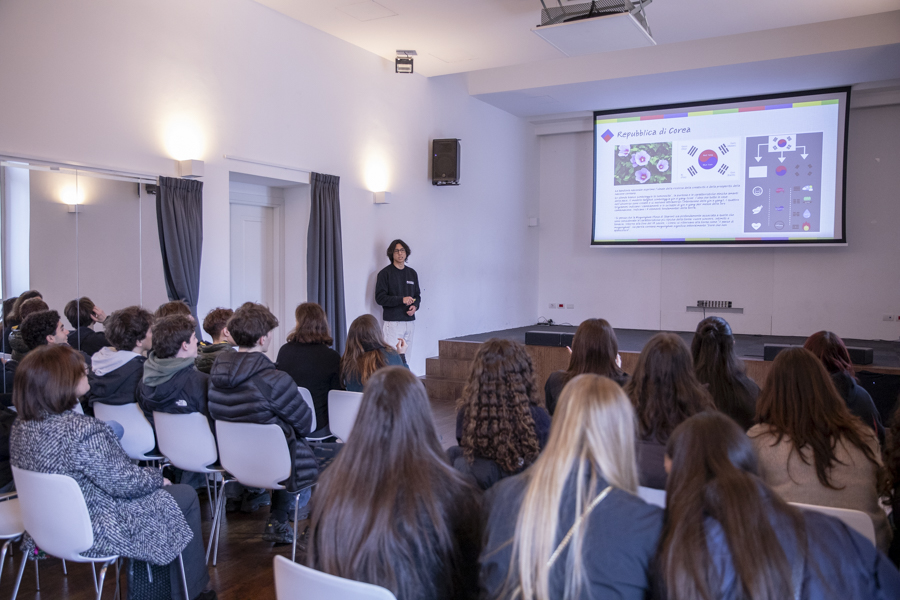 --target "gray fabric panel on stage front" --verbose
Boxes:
[307,172,347,355]
[156,176,203,336]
